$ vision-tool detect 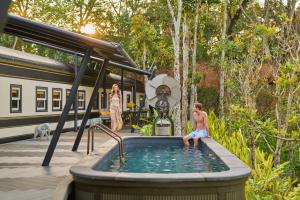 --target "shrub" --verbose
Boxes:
[197,87,219,115]
[208,112,298,200]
